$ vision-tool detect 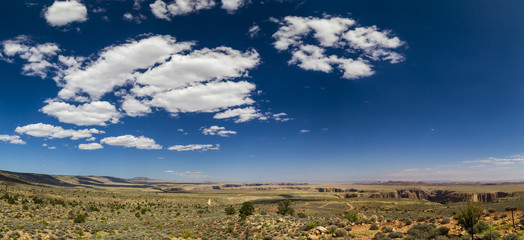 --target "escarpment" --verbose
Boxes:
[331,188,513,203]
